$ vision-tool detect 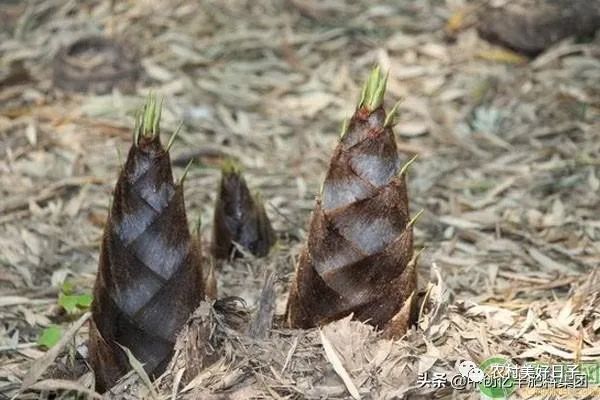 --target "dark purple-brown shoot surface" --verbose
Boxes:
[89,94,204,392]
[286,67,421,338]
